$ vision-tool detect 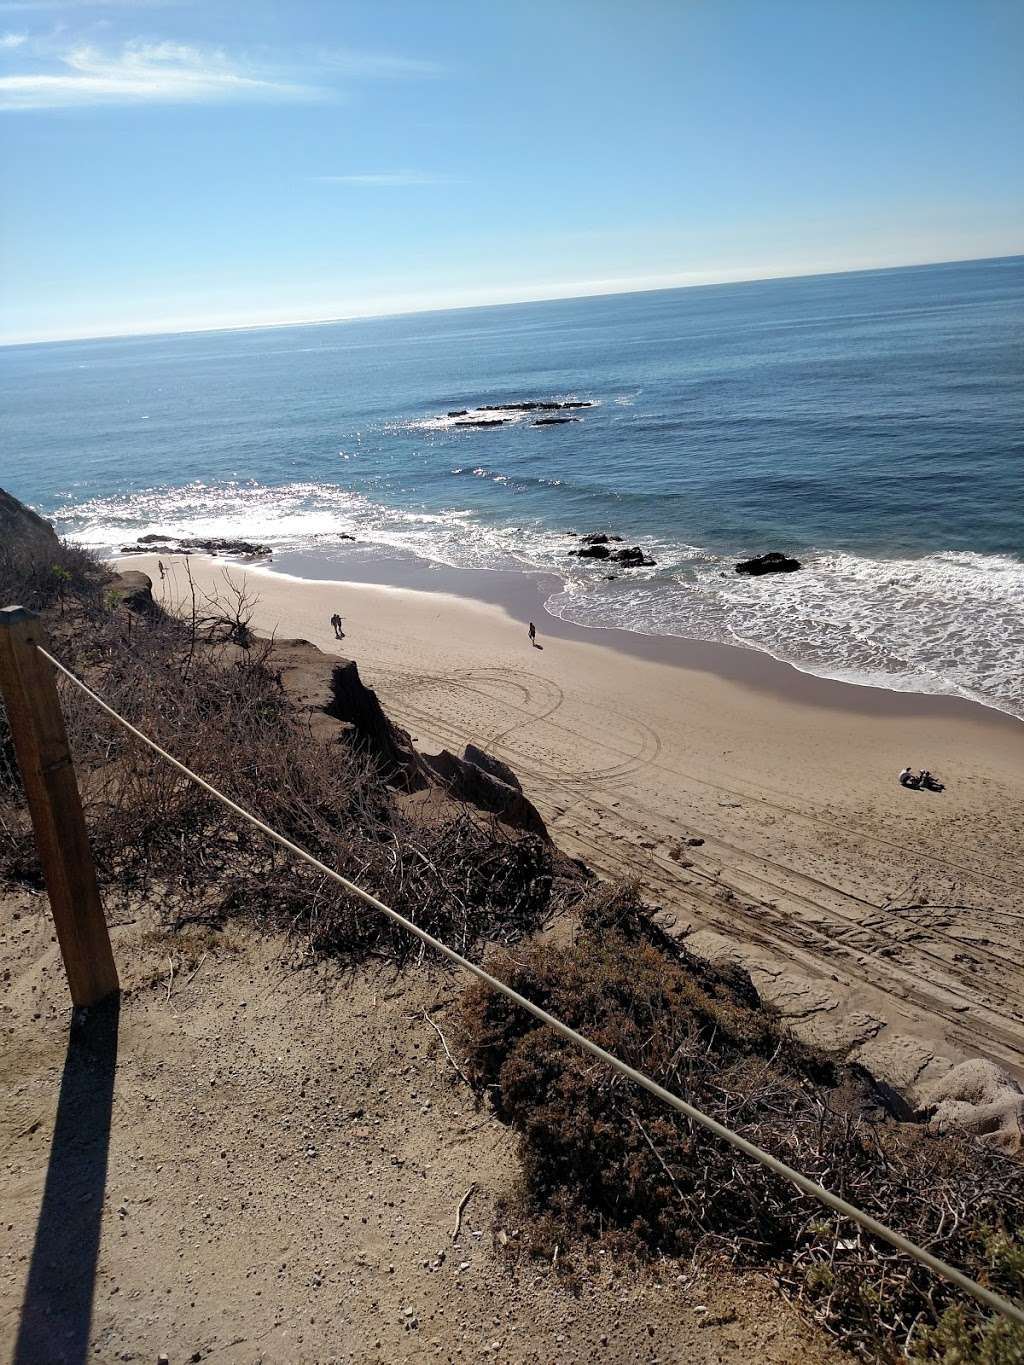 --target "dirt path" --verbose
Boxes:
[1,890,843,1363]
